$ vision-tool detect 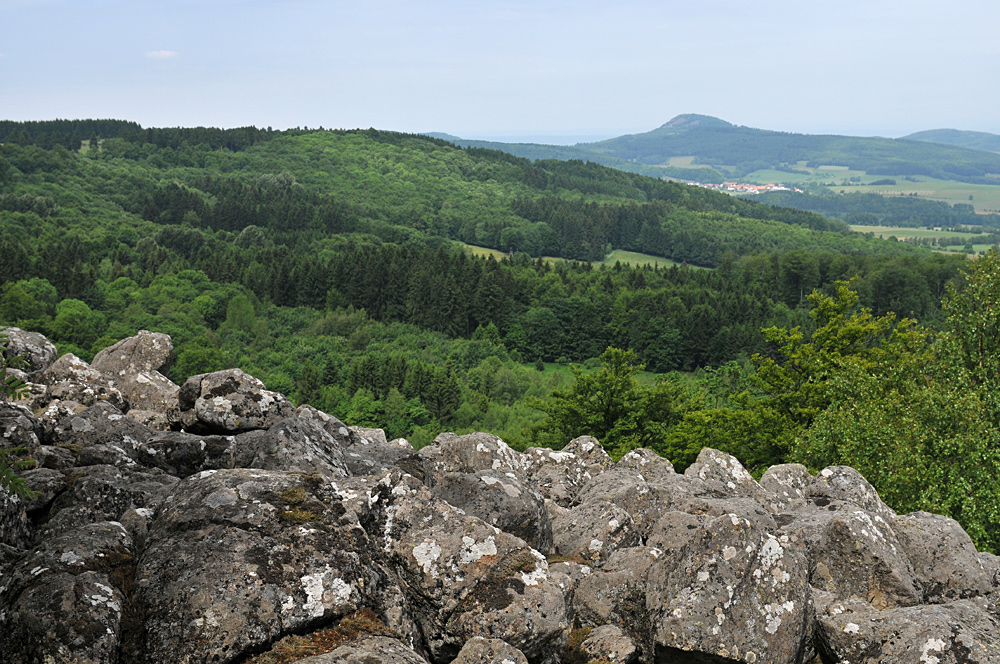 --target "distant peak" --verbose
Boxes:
[657,114,733,130]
